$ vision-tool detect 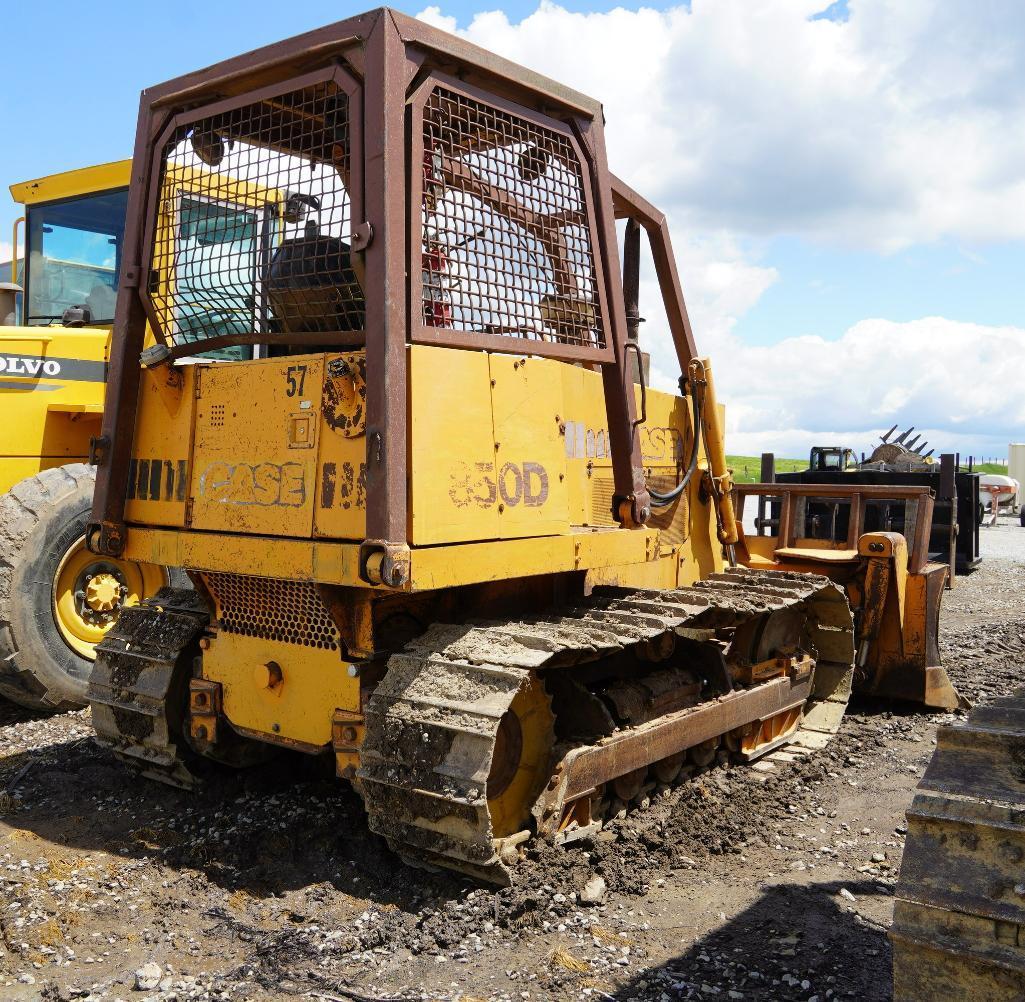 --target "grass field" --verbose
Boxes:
[726,456,1008,482]
[726,454,806,483]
